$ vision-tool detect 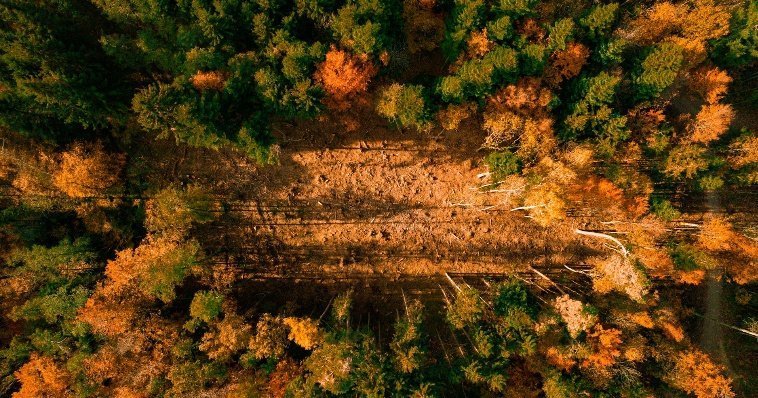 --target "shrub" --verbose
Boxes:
[484,150,521,181]
[376,84,429,130]
[651,199,681,221]
[190,291,224,323]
